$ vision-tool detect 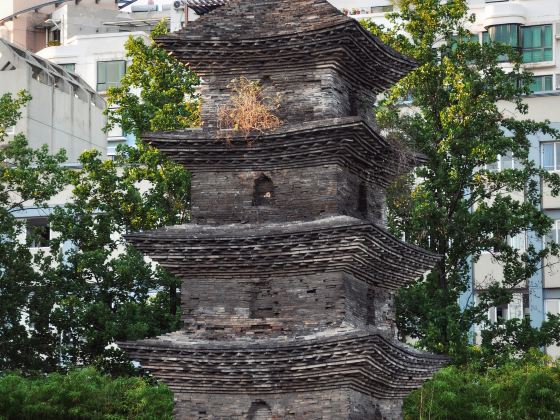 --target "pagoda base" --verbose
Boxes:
[174,389,402,419]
